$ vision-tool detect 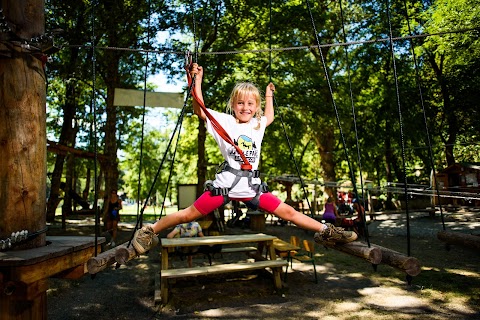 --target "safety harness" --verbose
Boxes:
[204,162,269,209]
[186,54,268,209]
